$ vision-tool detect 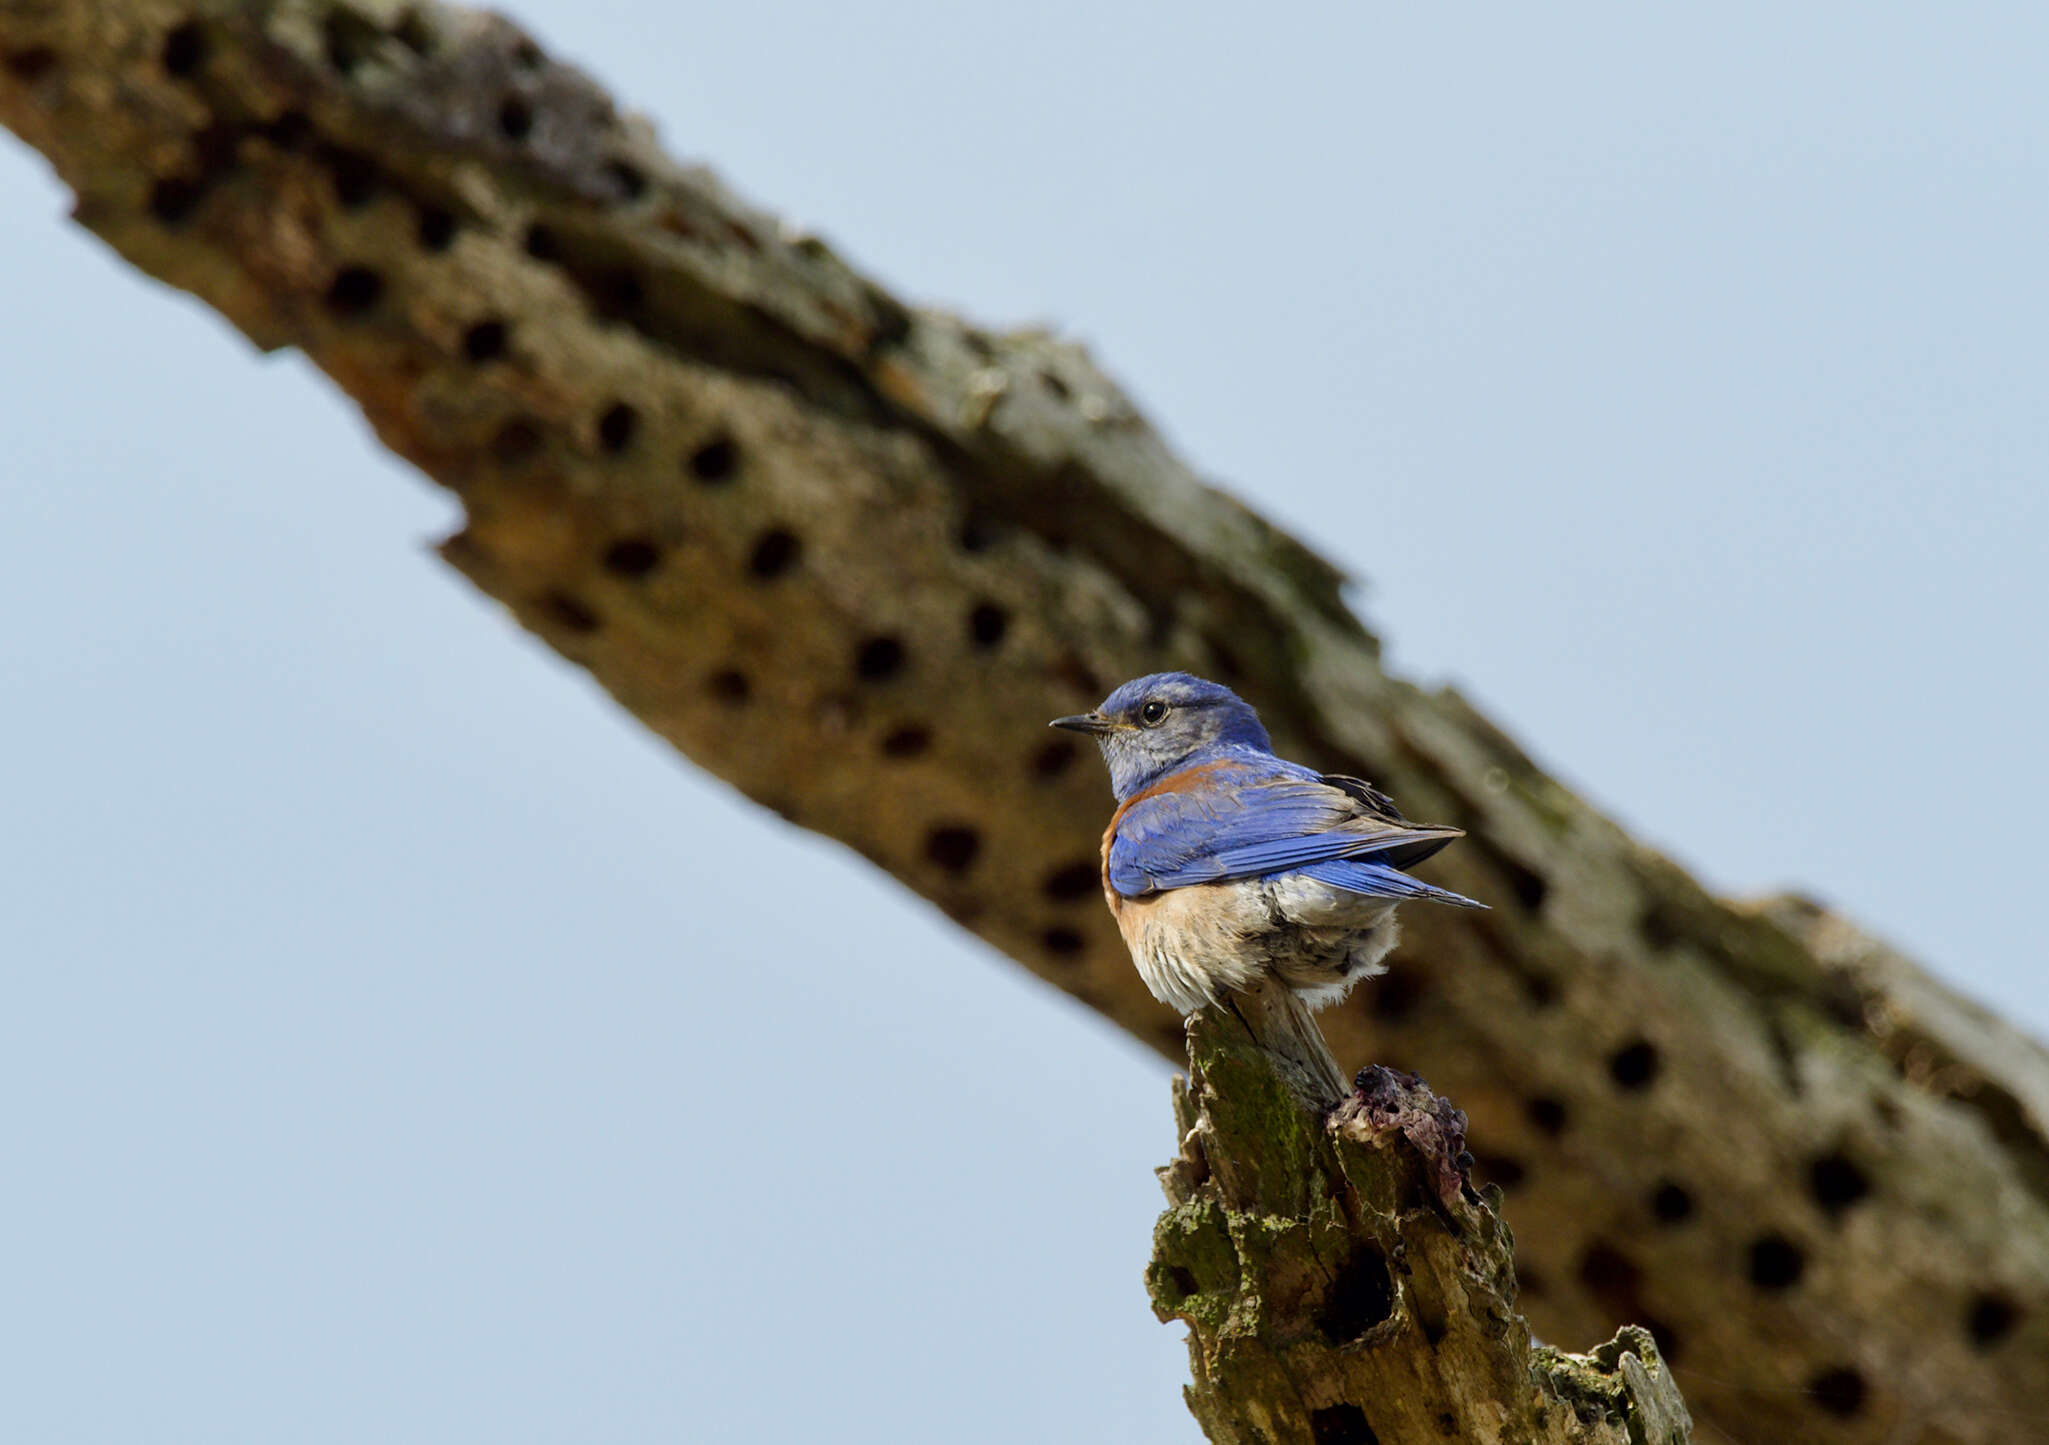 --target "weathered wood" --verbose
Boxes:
[1153,1009,1692,1444]
[4,5,2045,1440]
